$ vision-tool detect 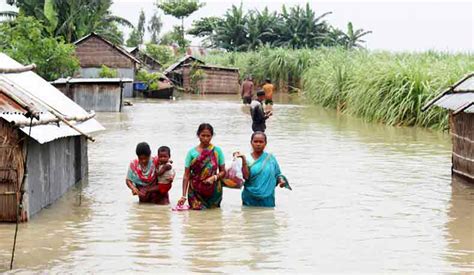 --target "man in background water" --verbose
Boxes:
[250,90,272,132]
[241,76,254,104]
[262,78,275,106]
